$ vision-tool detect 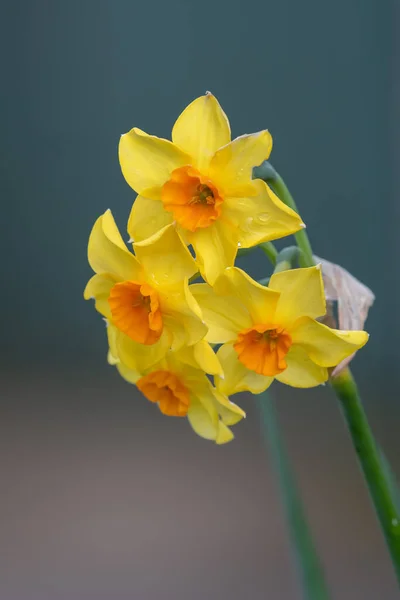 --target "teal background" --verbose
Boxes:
[1,1,399,598]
